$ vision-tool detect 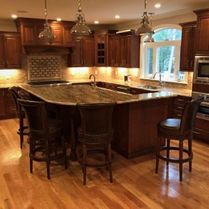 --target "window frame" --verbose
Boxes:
[140,25,187,83]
